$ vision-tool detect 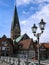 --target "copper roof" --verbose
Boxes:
[19,39,33,49]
